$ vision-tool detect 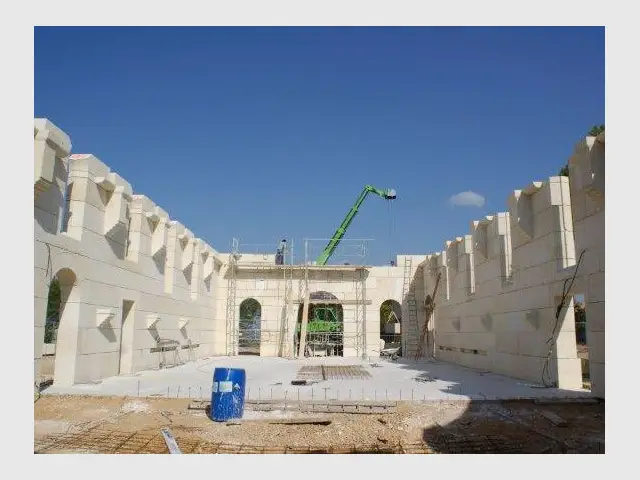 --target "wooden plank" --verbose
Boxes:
[297,288,311,358]
[160,428,182,454]
[292,299,373,305]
